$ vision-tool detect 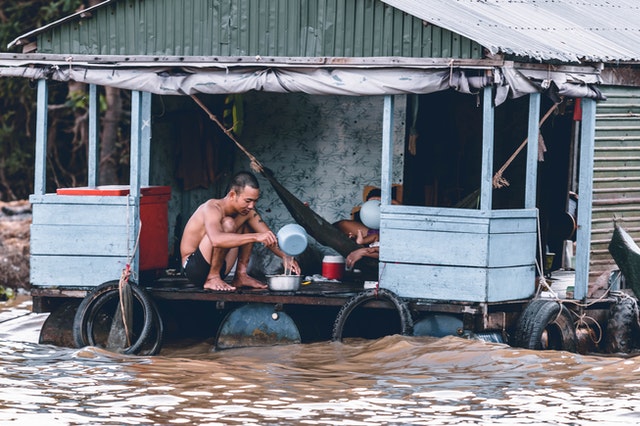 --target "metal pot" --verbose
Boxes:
[266,274,302,291]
